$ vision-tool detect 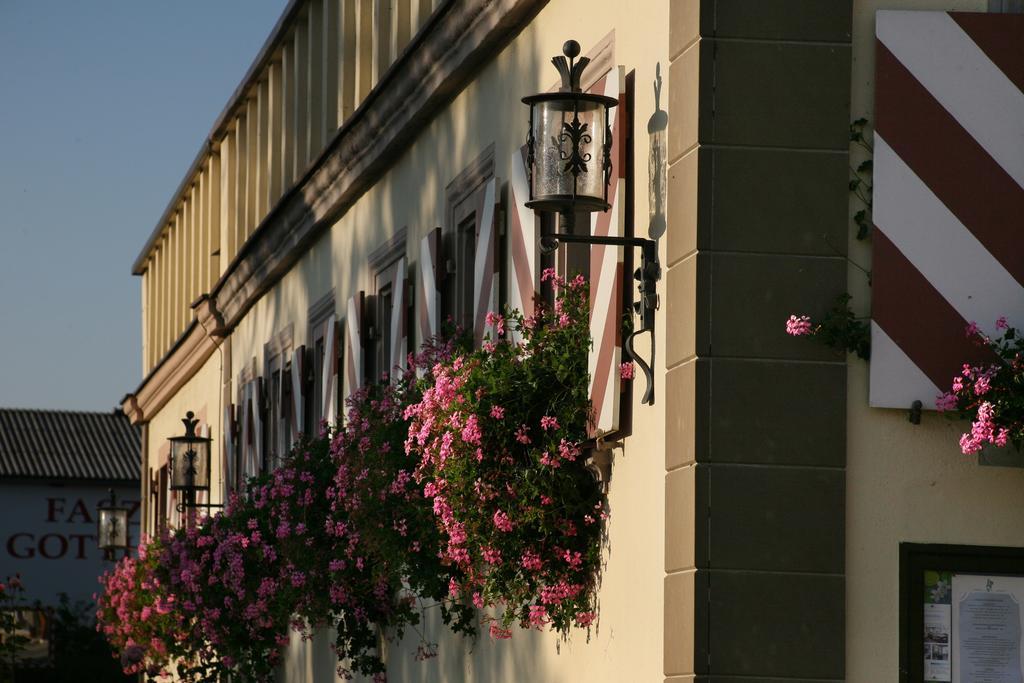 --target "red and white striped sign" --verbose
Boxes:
[587,66,625,437]
[508,145,539,343]
[870,11,1024,409]
[474,177,500,345]
[389,256,409,375]
[344,293,365,404]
